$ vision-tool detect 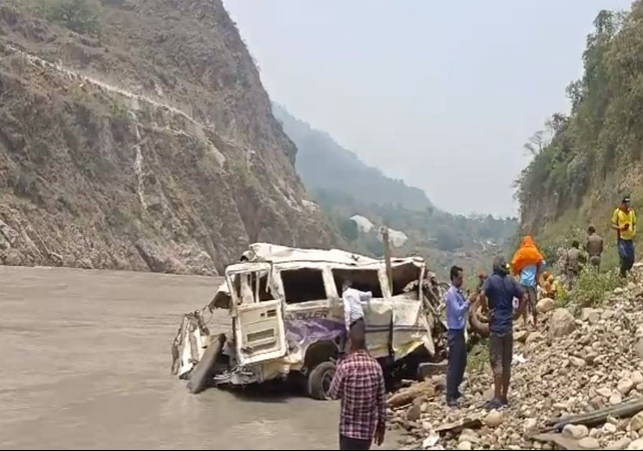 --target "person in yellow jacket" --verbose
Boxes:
[612,195,637,278]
